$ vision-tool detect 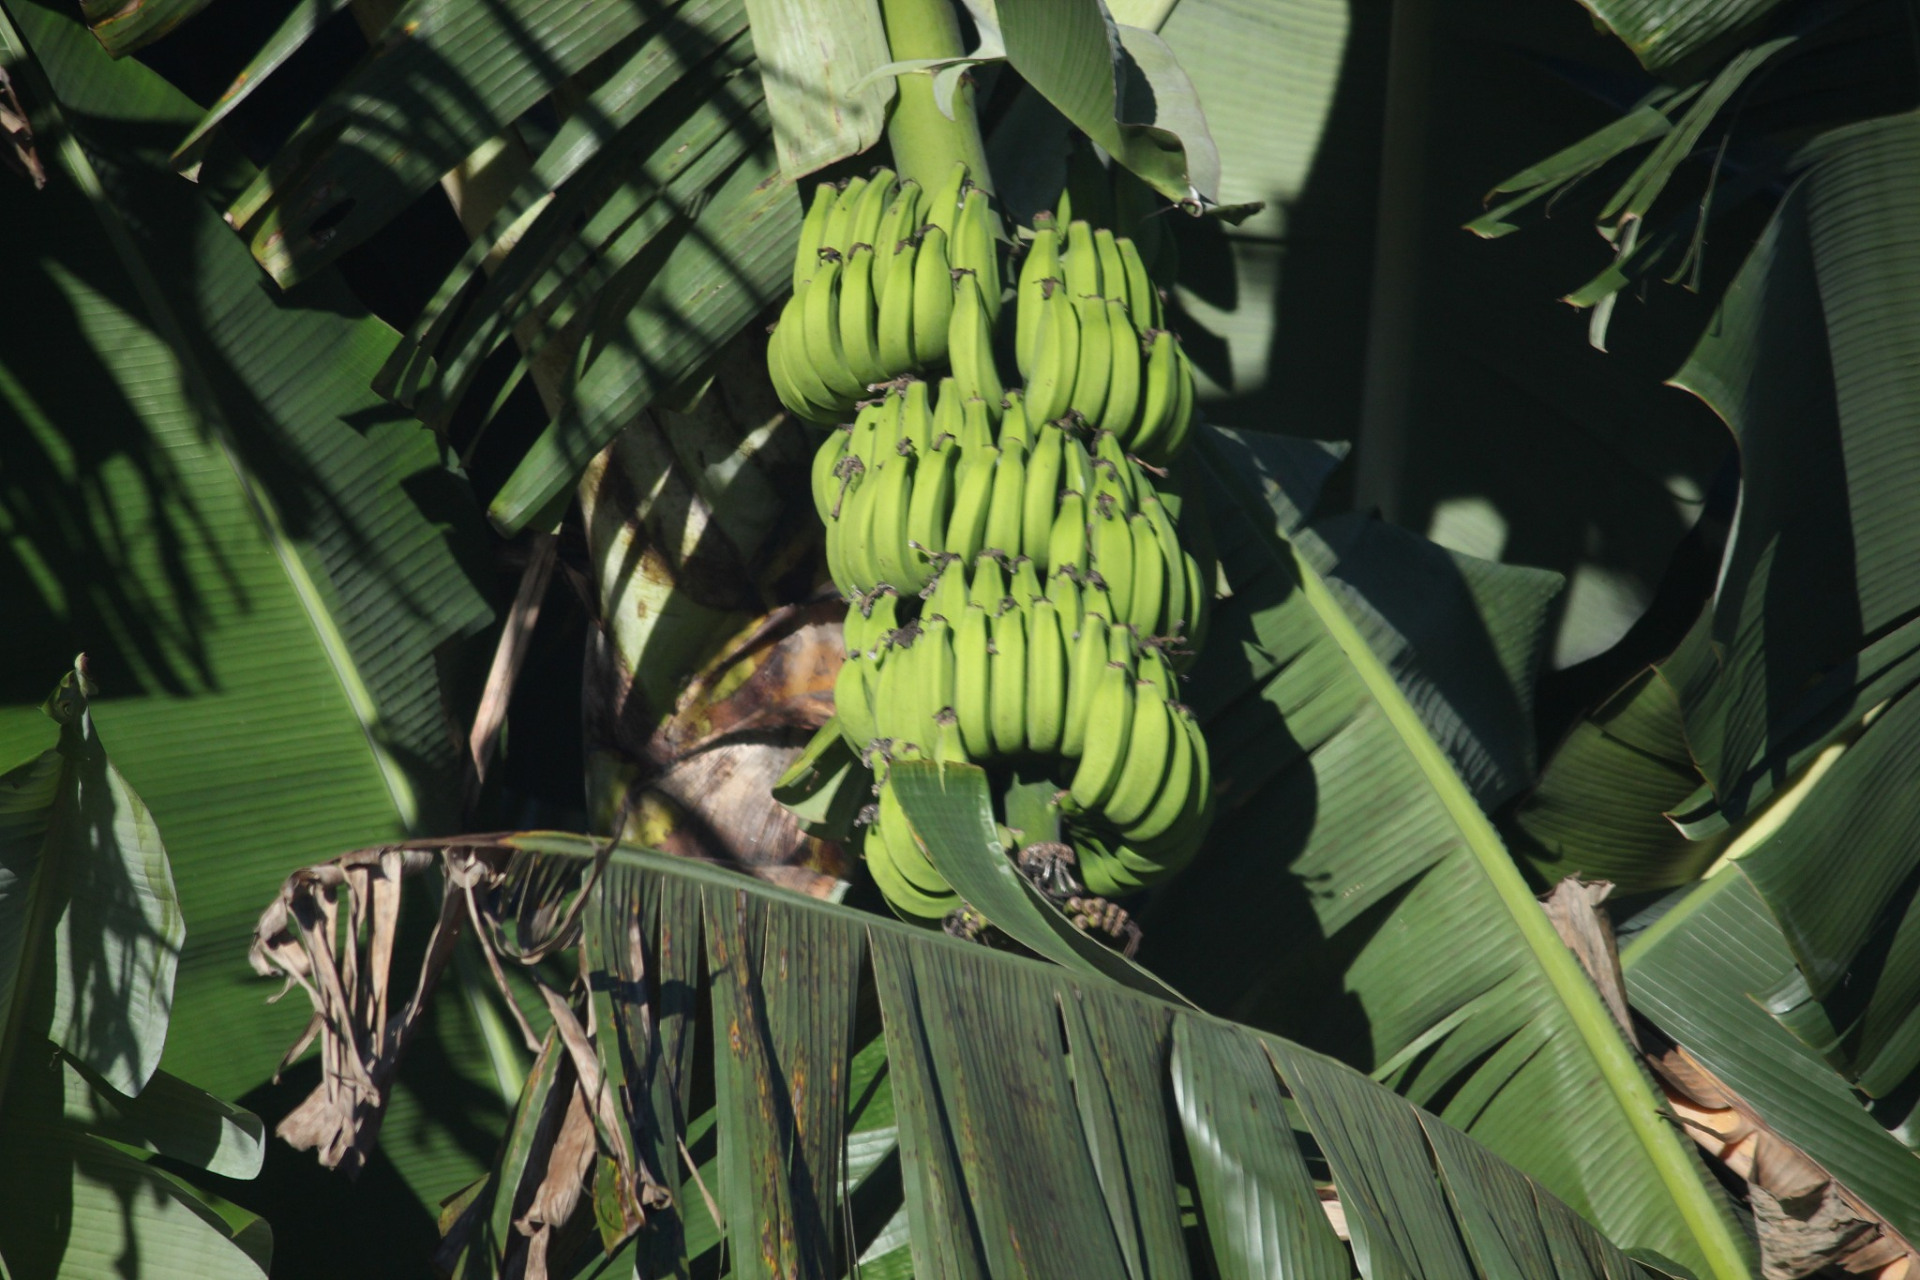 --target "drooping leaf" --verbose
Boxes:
[995,0,1217,203]
[1578,0,1797,75]
[262,831,1686,1278]
[1137,428,1751,1278]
